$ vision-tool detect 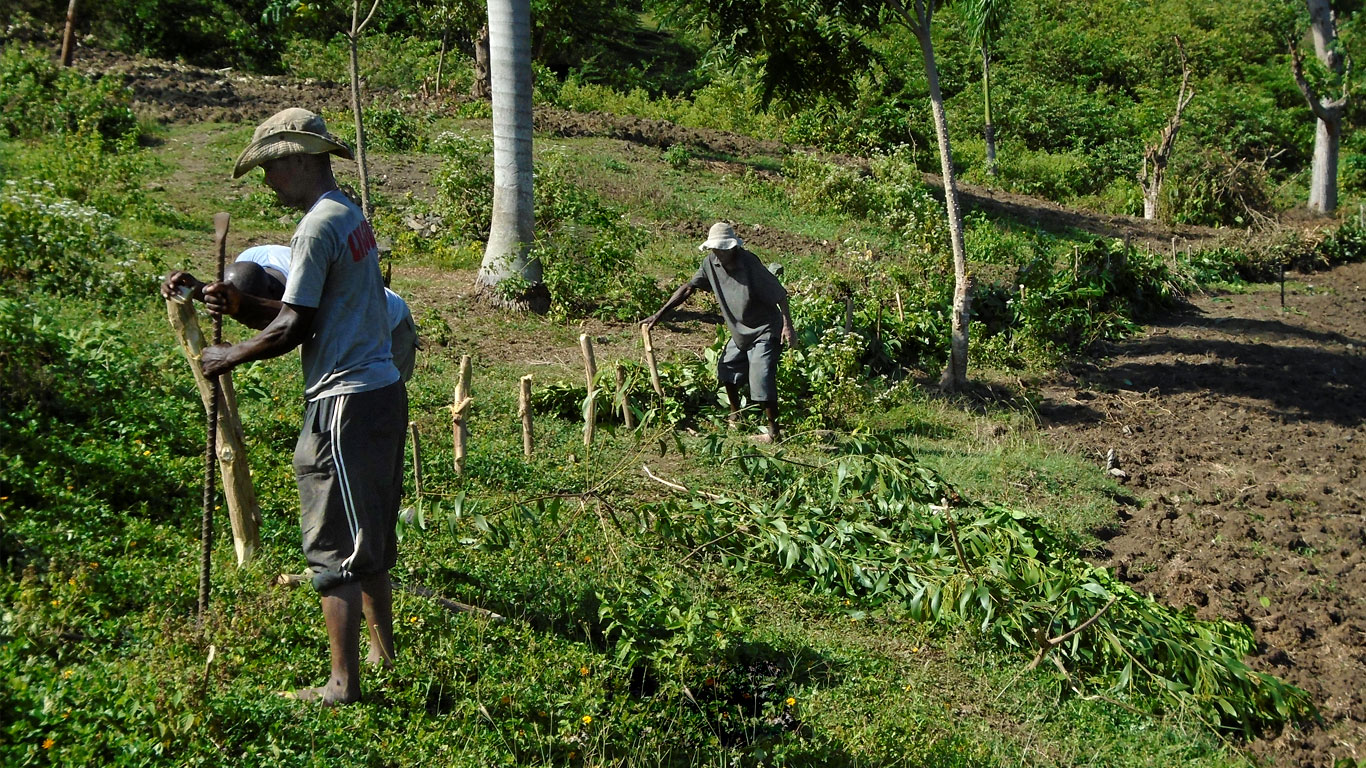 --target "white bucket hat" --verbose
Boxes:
[232,108,353,178]
[698,222,744,252]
